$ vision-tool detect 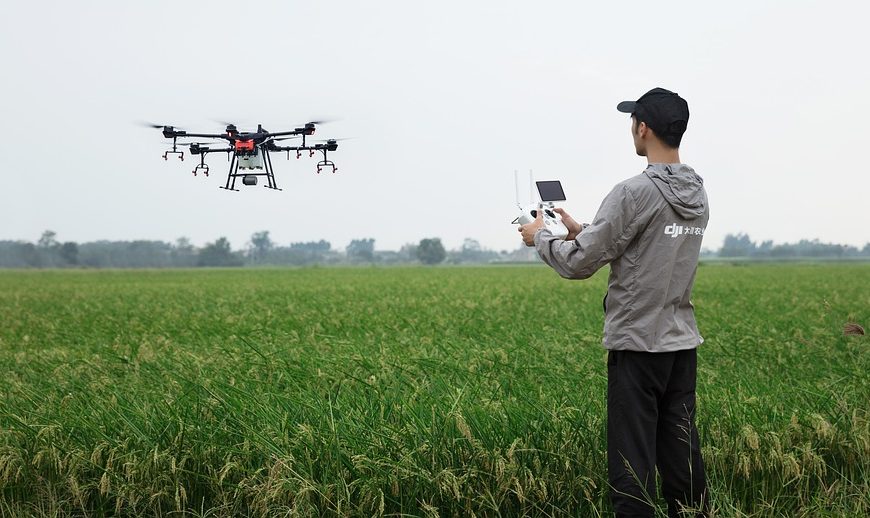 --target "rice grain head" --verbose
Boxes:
[844,323,865,336]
